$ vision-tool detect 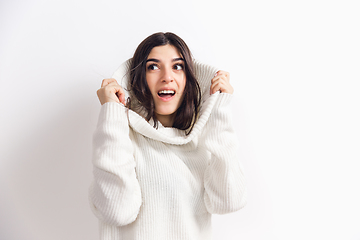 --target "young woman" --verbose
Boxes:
[89,32,247,240]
